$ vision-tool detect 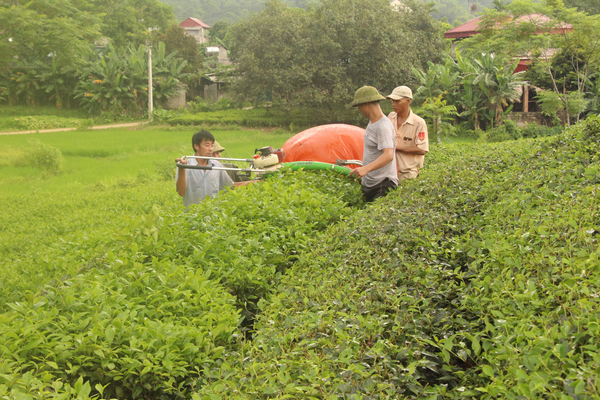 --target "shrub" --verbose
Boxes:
[520,121,563,138]
[187,97,237,113]
[27,138,65,174]
[0,168,363,399]
[12,116,91,130]
[0,260,240,399]
[479,120,521,142]
[154,158,177,181]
